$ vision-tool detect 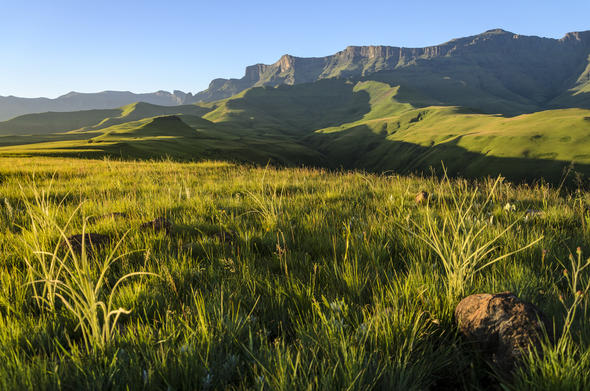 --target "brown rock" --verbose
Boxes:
[415,190,429,204]
[61,233,111,253]
[455,292,548,371]
[140,217,172,234]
